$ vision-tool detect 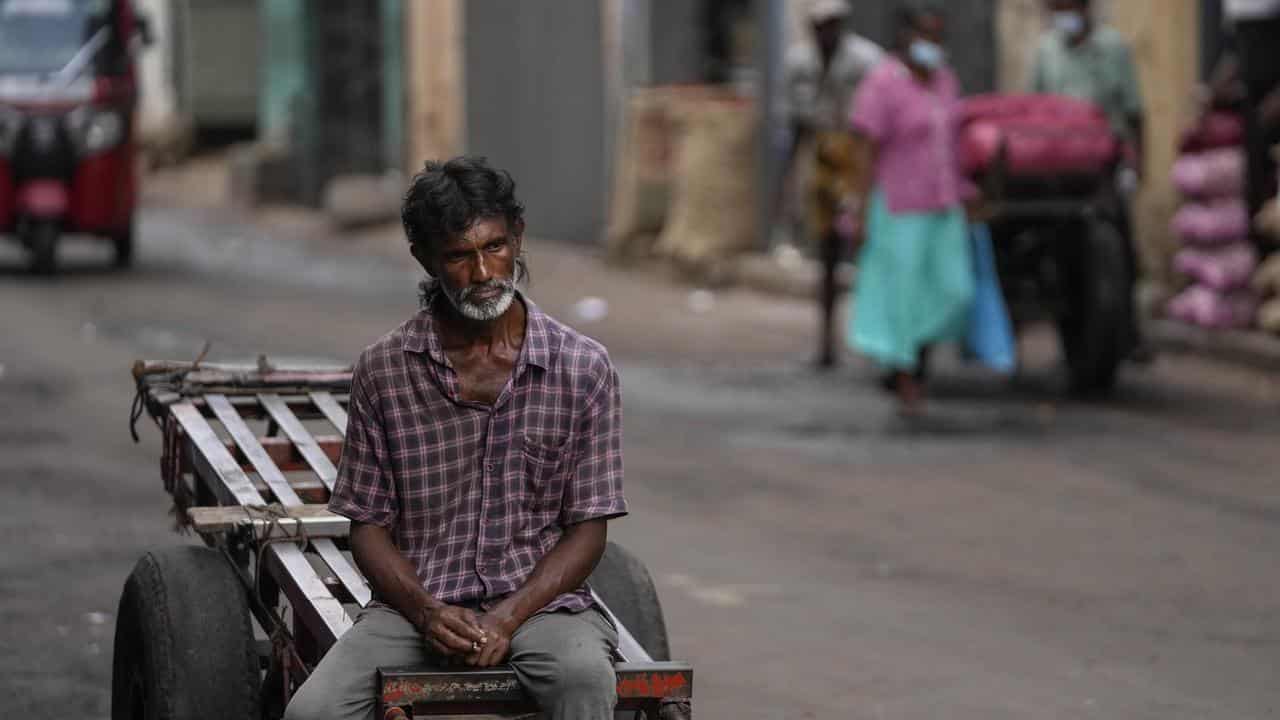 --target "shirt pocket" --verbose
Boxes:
[521,432,571,516]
